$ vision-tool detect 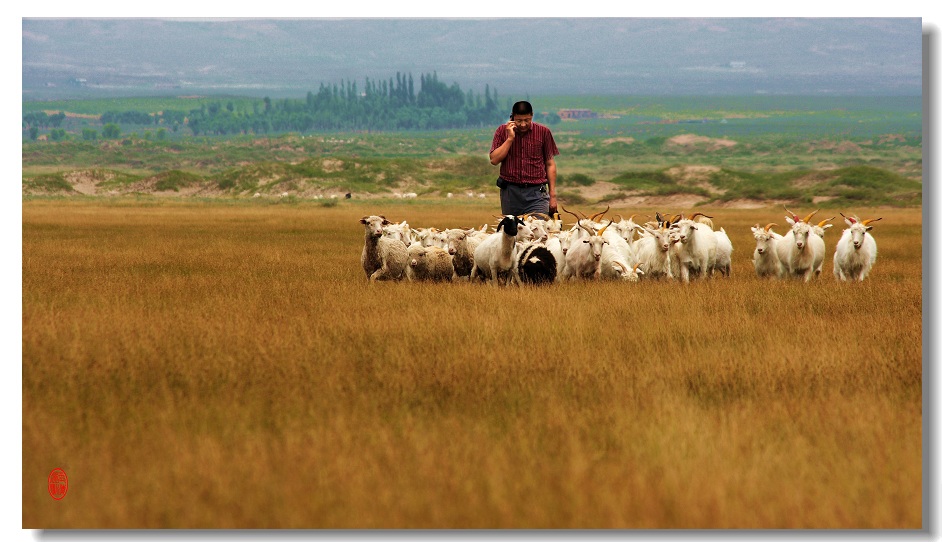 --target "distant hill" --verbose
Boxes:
[23,18,923,100]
